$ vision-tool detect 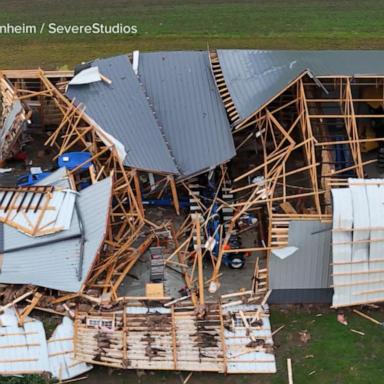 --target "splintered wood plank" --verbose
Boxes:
[18,292,43,326]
